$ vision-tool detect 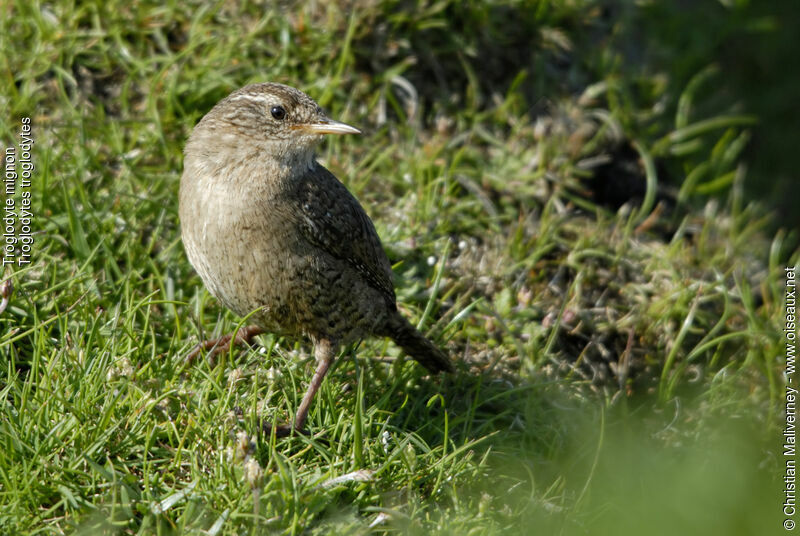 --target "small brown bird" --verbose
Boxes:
[180,83,453,435]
